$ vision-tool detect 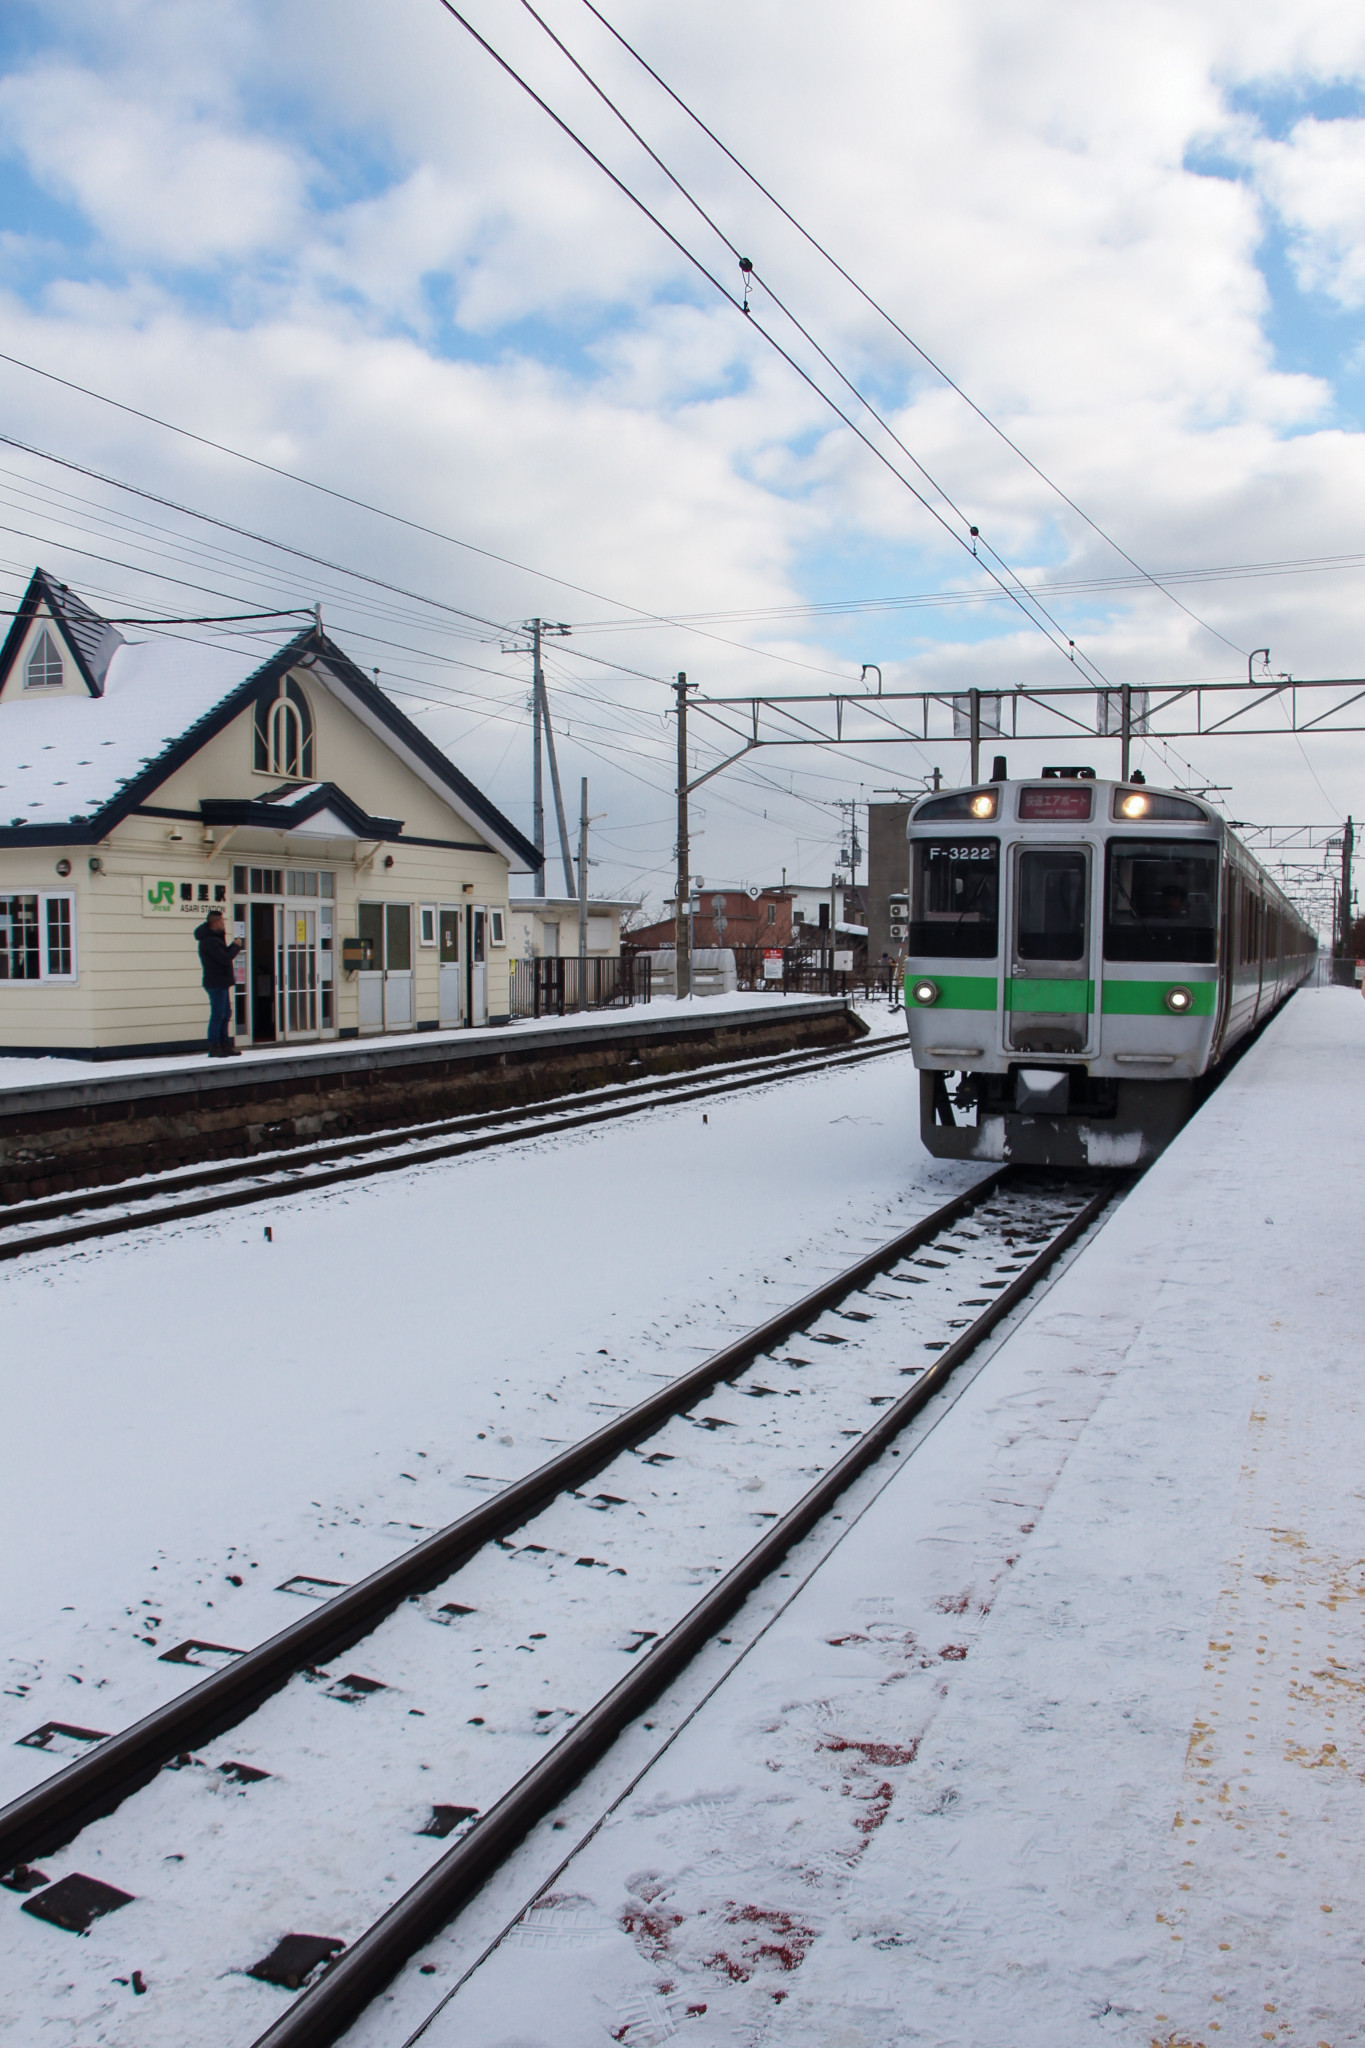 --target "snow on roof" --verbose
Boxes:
[0,637,261,826]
